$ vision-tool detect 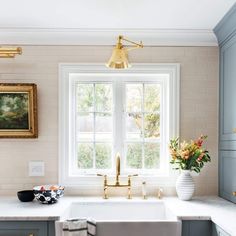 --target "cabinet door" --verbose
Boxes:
[182,220,212,236]
[0,221,48,236]
[219,150,236,203]
[212,223,231,236]
[220,33,236,143]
